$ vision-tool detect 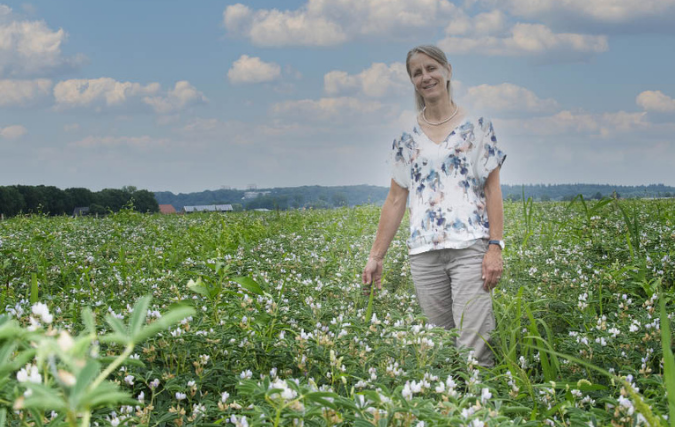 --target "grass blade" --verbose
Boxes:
[660,299,675,427]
